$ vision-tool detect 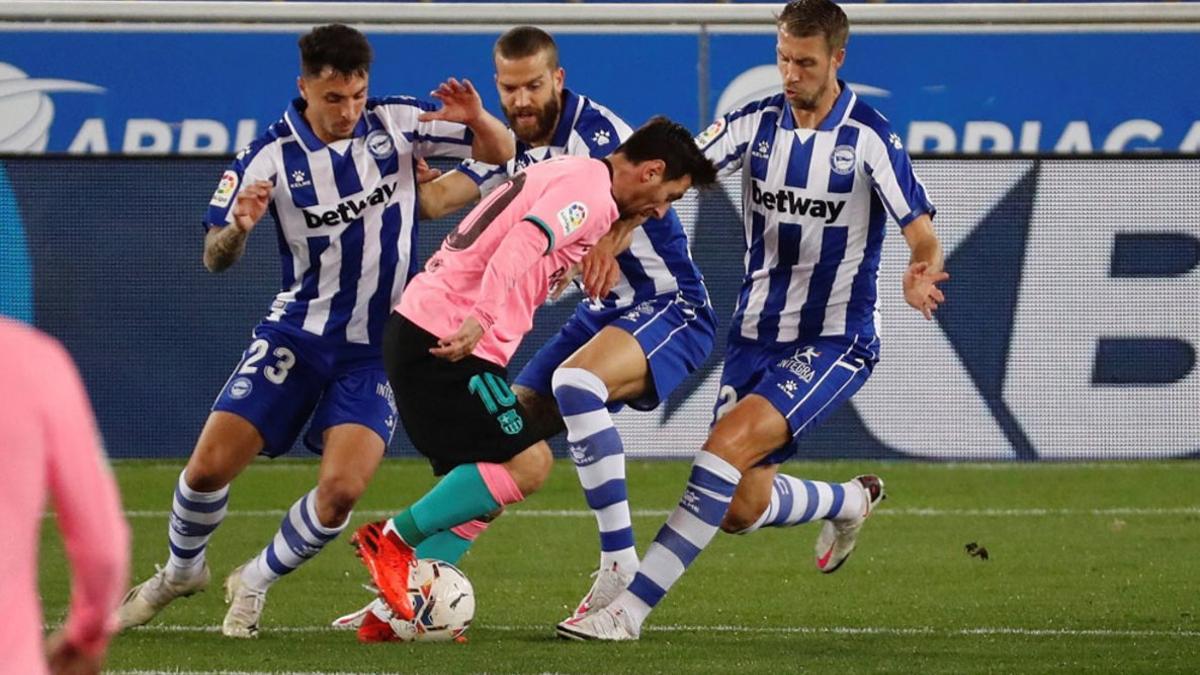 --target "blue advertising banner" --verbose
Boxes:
[708,31,1200,154]
[3,29,1198,155]
[0,31,699,154]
